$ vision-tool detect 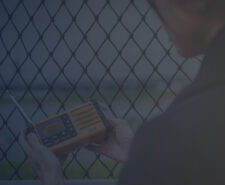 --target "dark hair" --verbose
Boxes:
[148,0,225,16]
[175,0,225,16]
